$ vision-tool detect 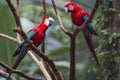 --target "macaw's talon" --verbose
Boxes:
[13,27,21,32]
[30,40,33,43]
